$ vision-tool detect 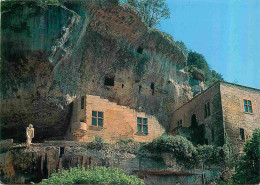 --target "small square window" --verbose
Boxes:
[92,111,103,127]
[137,117,148,134]
[243,99,253,113]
